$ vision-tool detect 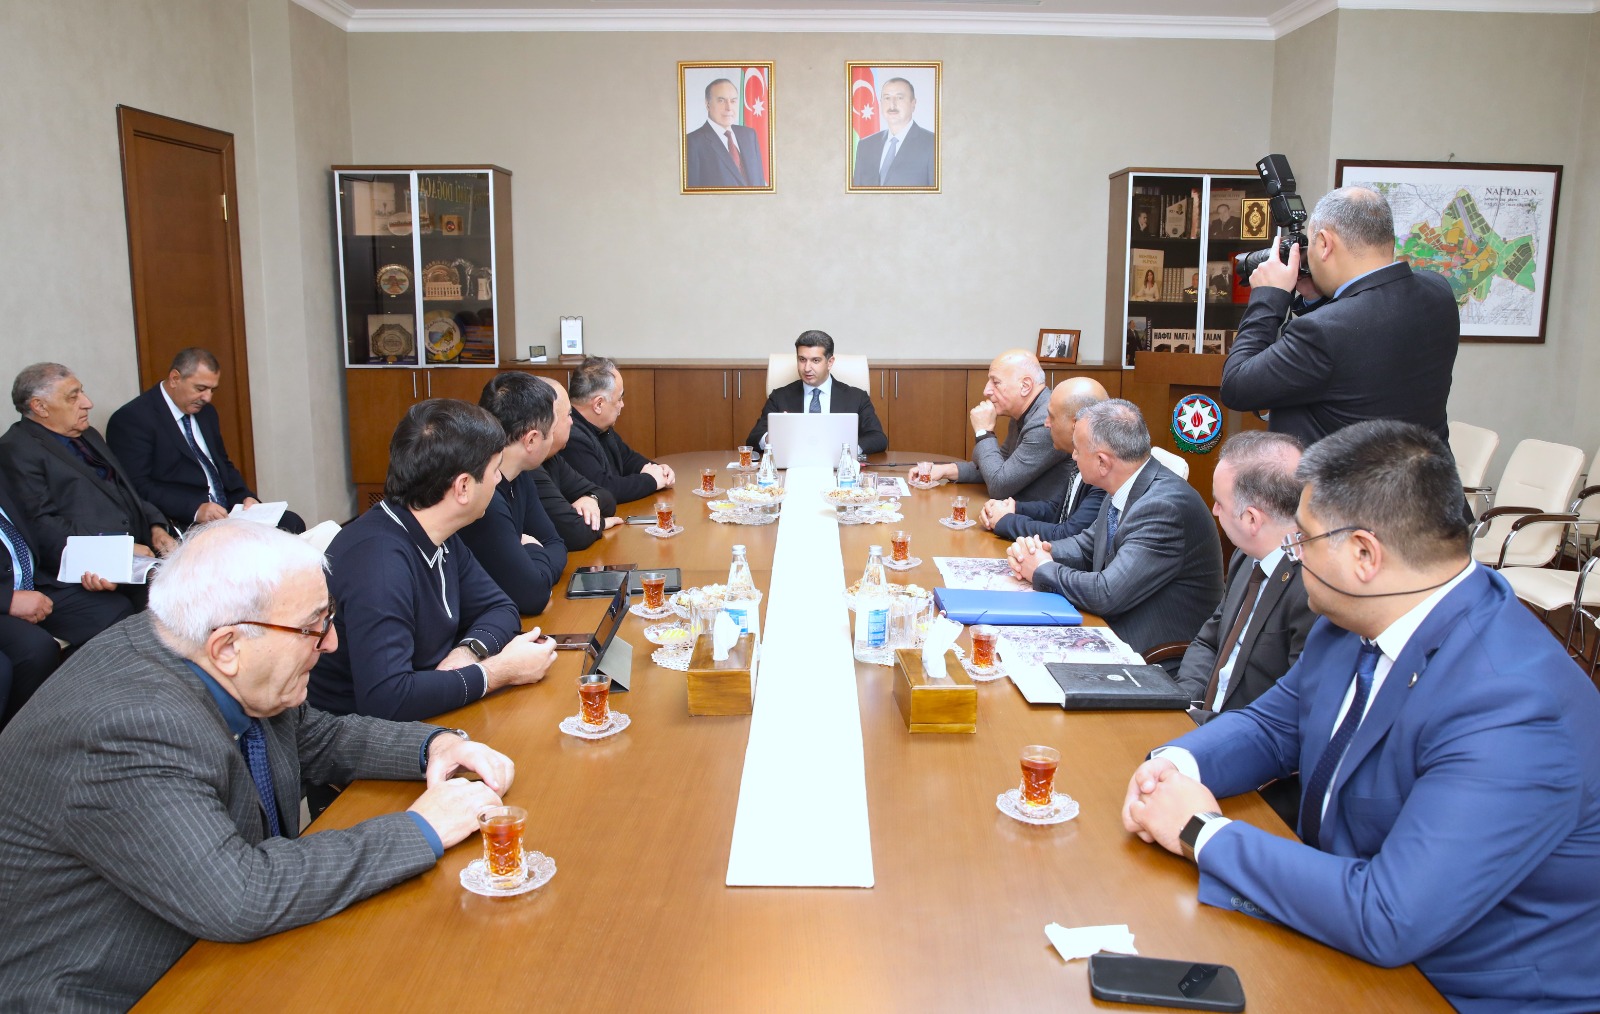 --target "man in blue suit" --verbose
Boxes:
[851,77,935,188]
[684,78,765,189]
[1122,420,1600,1012]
